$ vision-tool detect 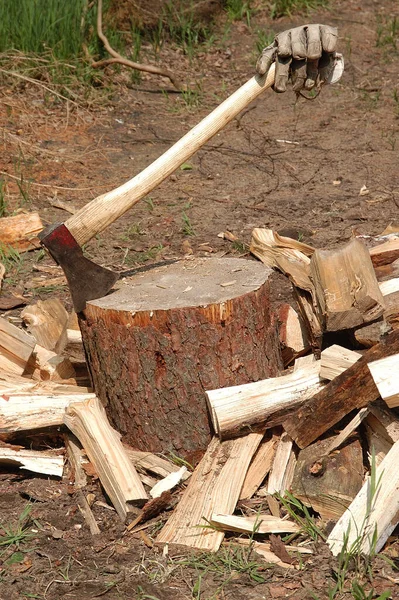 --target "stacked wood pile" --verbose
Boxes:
[1,220,399,566]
